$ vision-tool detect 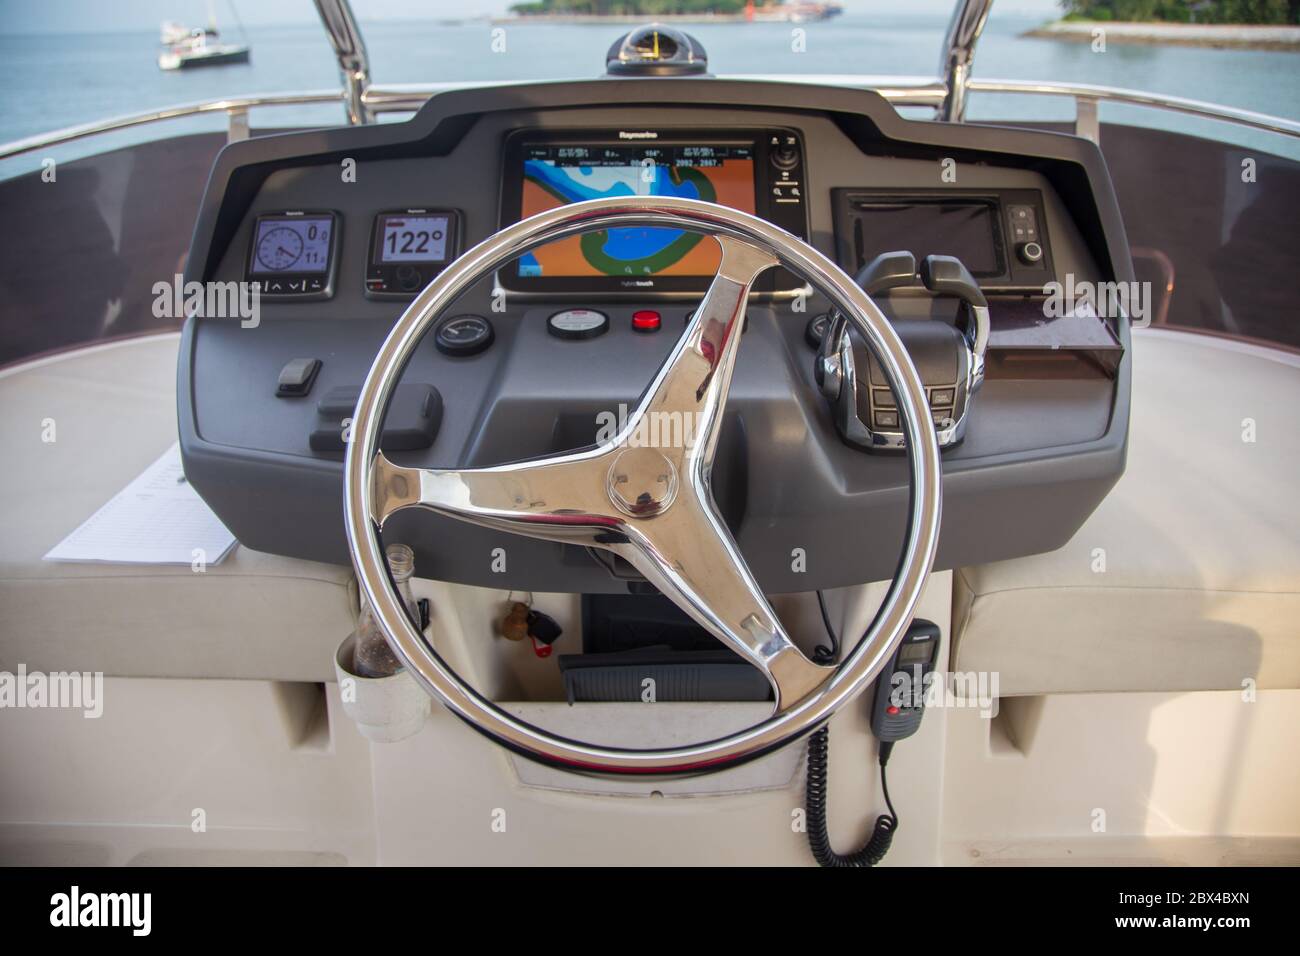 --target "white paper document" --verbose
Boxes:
[44,444,237,566]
